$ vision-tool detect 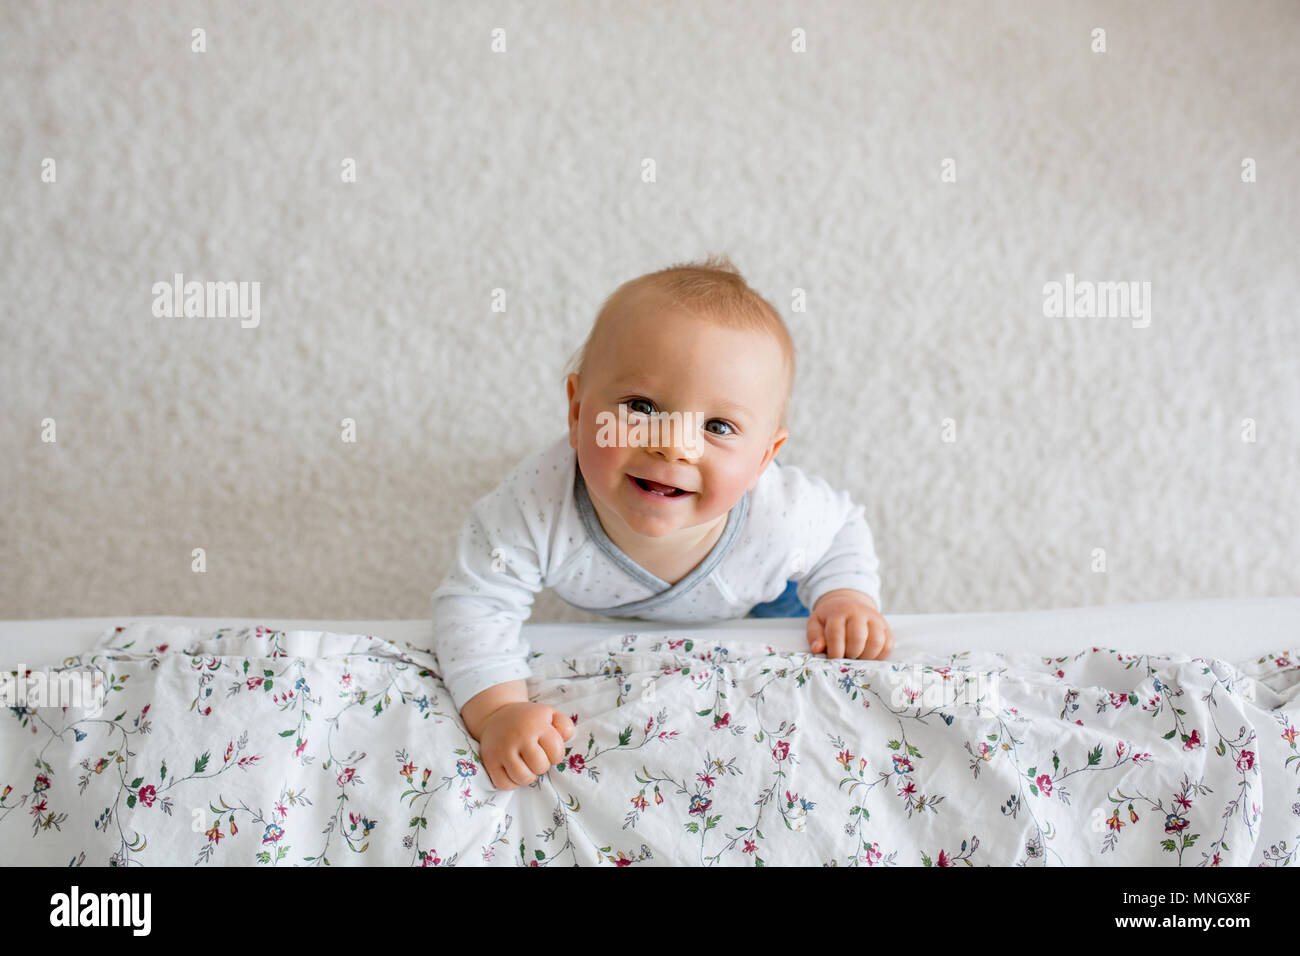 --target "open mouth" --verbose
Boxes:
[629,474,691,497]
